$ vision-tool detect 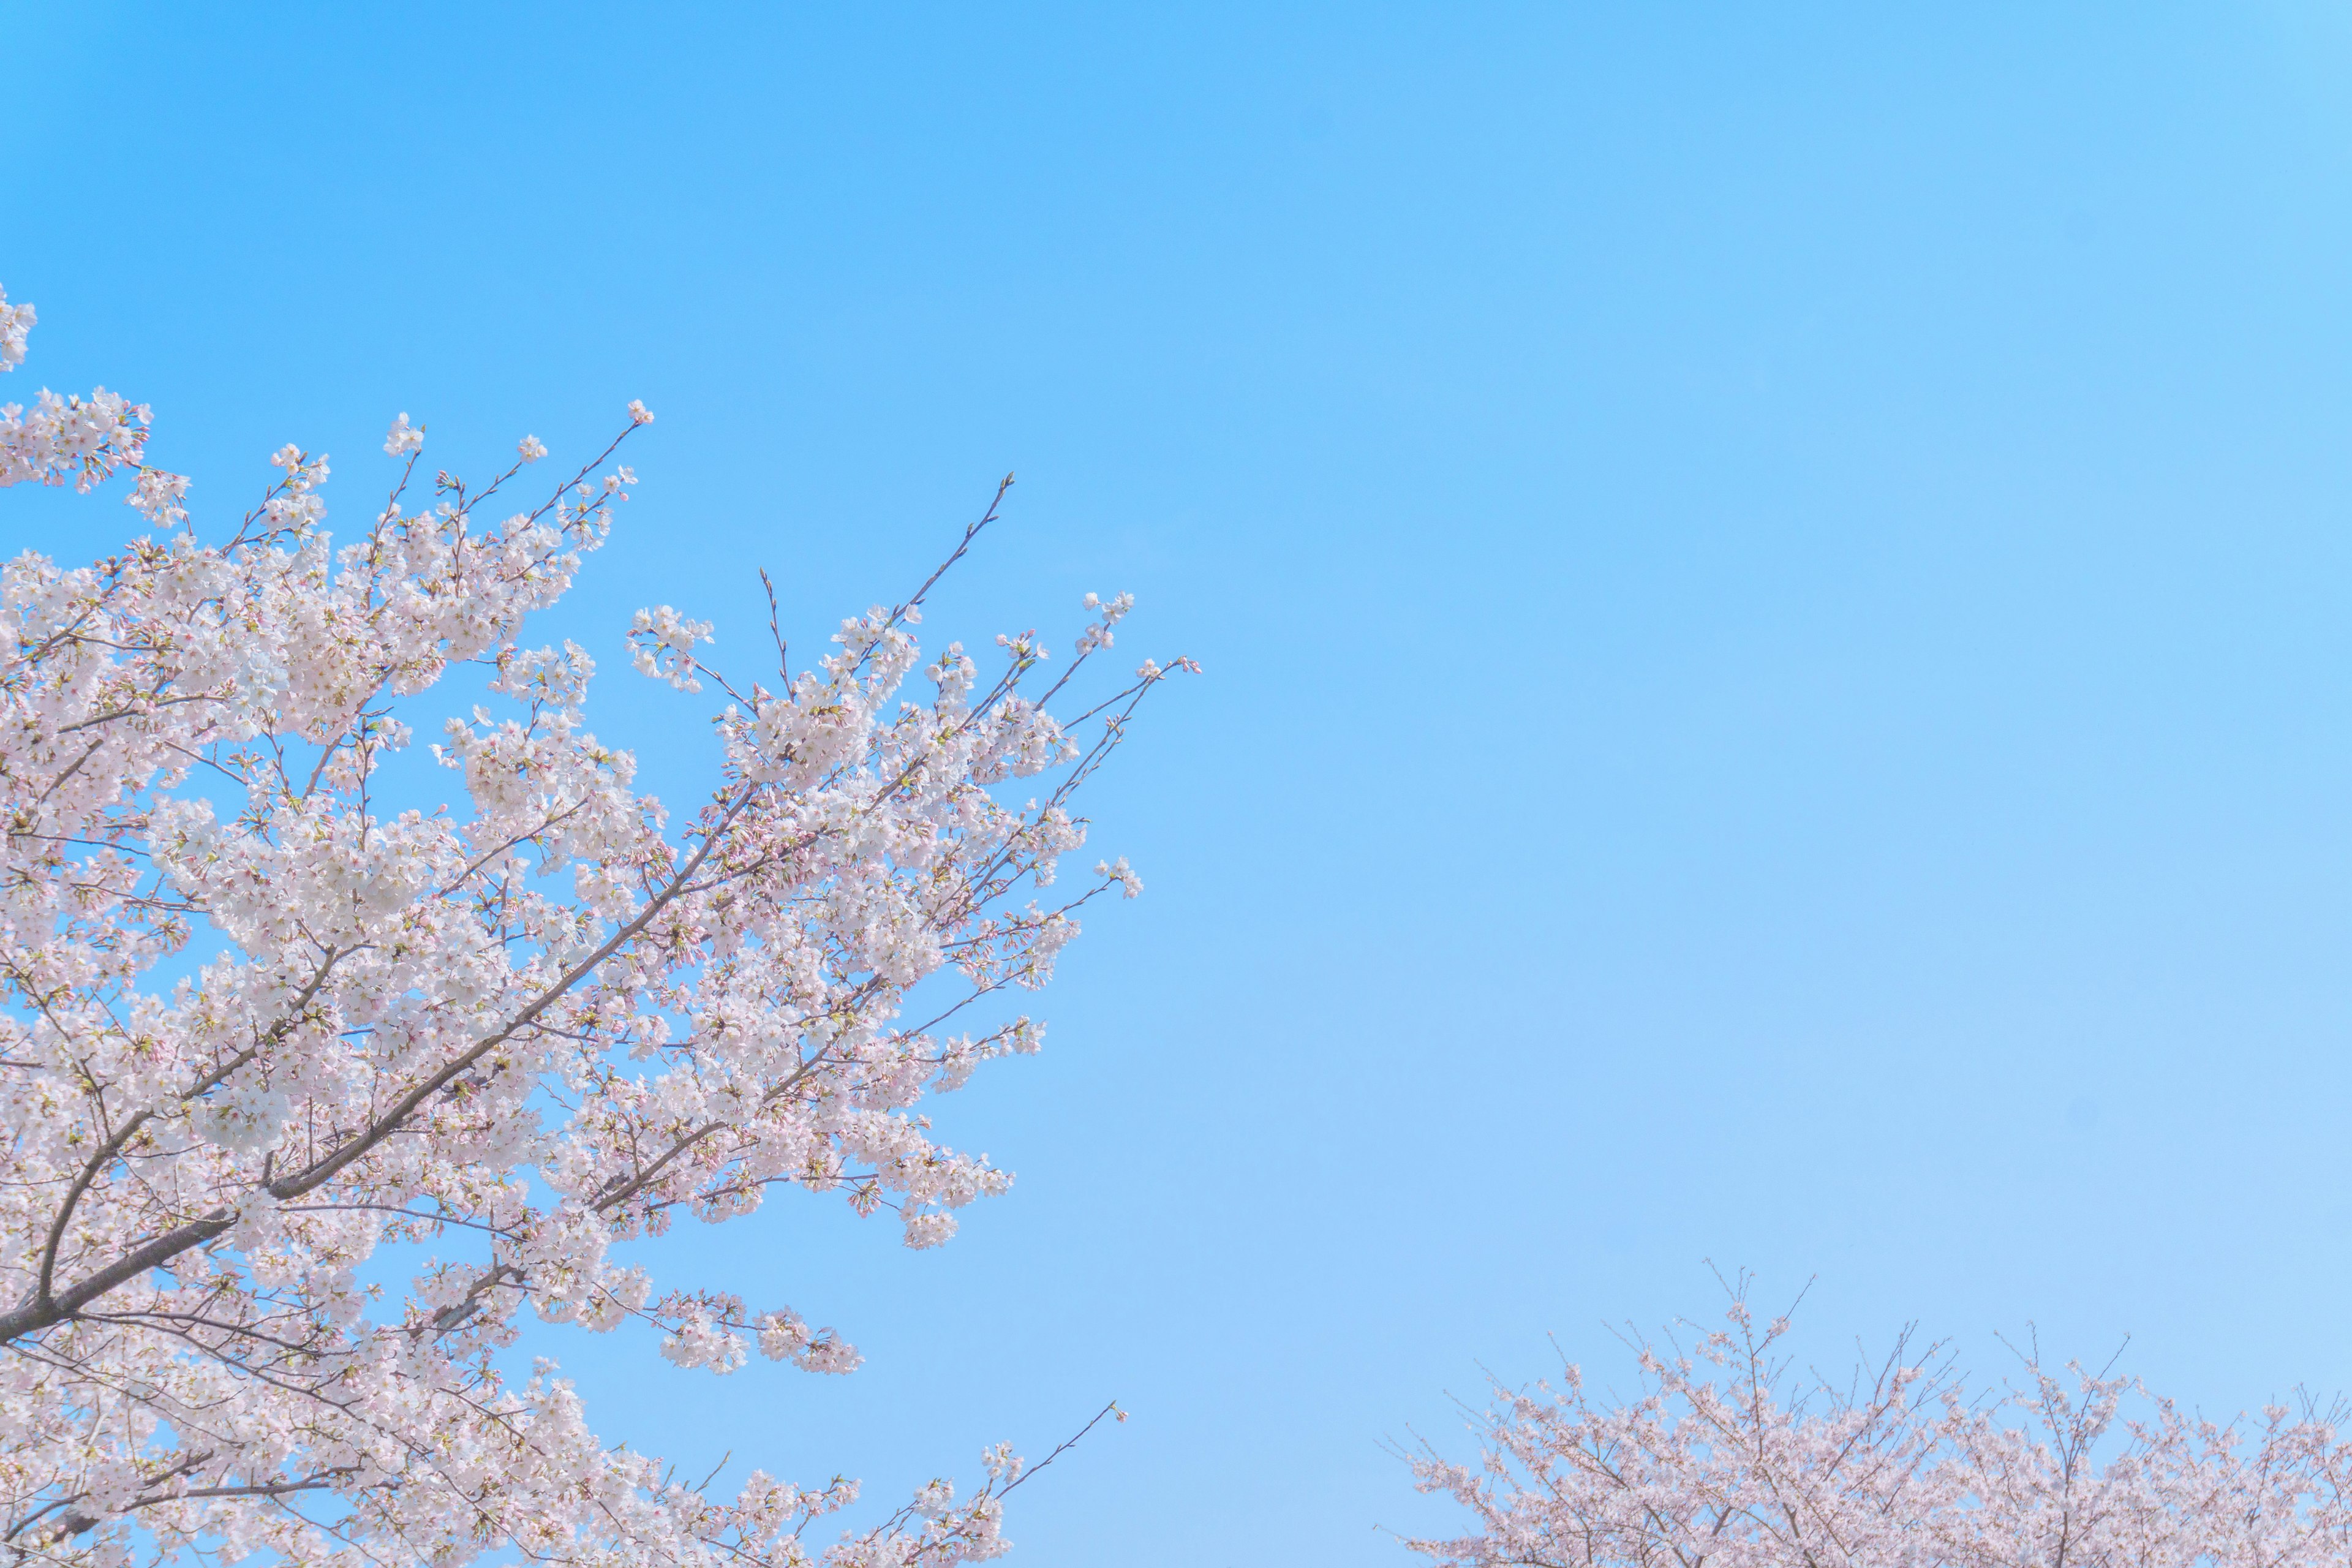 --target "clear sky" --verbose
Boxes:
[12,5,2352,1562]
